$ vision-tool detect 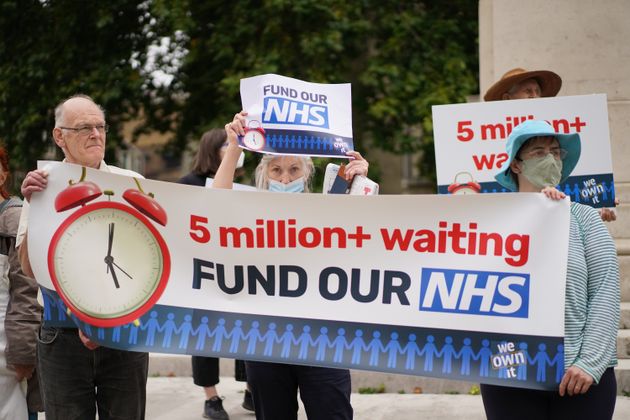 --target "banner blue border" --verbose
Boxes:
[438,173,615,208]
[42,287,564,391]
